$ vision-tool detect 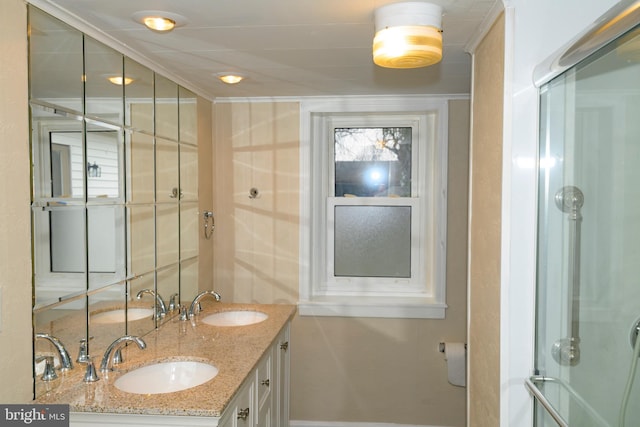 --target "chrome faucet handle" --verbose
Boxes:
[35,333,73,371]
[36,355,58,381]
[81,356,100,383]
[76,336,93,363]
[168,293,180,311]
[179,304,189,321]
